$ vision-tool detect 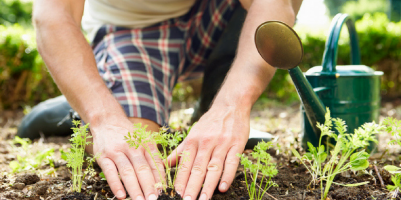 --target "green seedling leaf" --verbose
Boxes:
[350,151,370,171]
[333,181,370,187]
[387,184,397,191]
[99,172,106,180]
[304,152,313,161]
[9,161,20,173]
[317,151,327,163]
[60,149,68,161]
[384,165,401,174]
